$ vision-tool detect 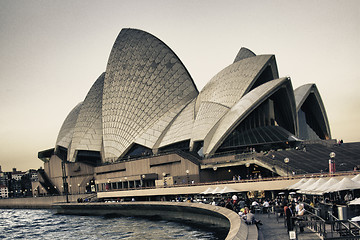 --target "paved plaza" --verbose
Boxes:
[256,213,320,240]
